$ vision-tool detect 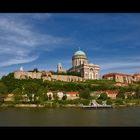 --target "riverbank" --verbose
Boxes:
[1,98,140,108]
[1,103,140,108]
[0,103,81,108]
